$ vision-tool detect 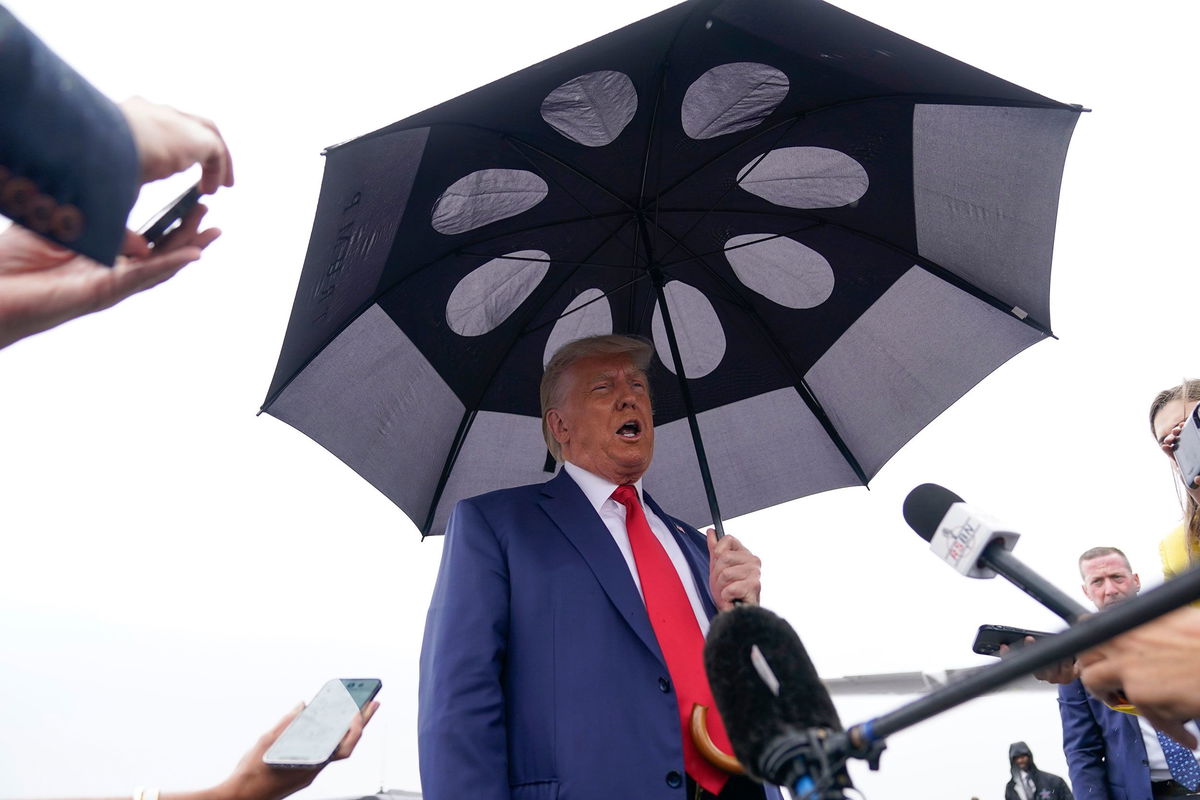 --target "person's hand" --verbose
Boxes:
[998,636,1079,684]
[0,206,219,349]
[1078,607,1200,748]
[119,97,234,194]
[215,700,380,800]
[706,529,761,609]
